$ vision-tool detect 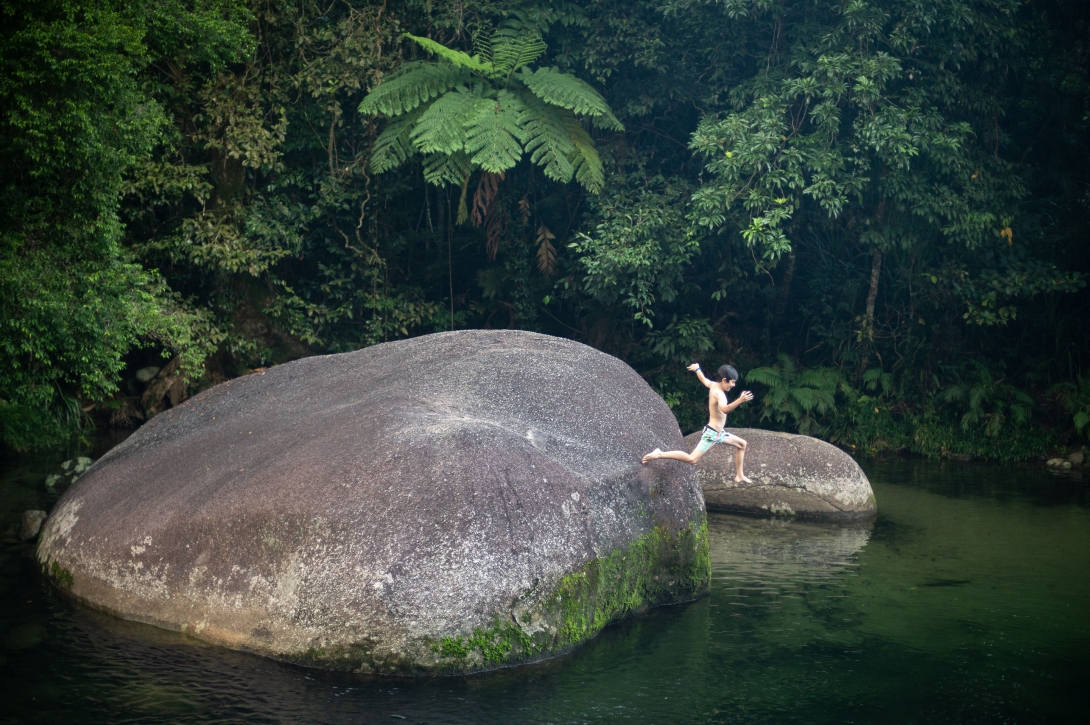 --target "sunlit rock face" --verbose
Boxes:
[37,331,709,674]
[683,428,877,521]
